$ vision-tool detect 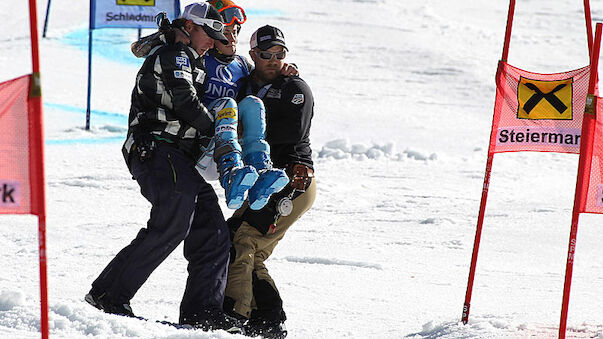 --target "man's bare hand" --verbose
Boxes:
[281,63,299,76]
